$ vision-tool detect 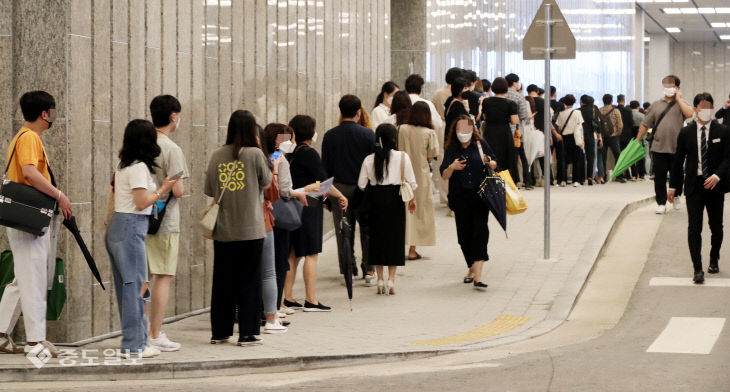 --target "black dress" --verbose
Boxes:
[481,97,518,173]
[365,184,405,267]
[288,144,327,257]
